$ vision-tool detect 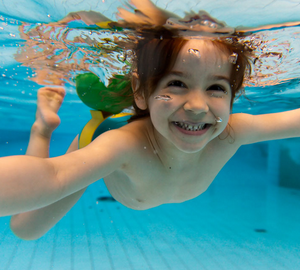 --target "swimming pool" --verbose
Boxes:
[1,0,300,269]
